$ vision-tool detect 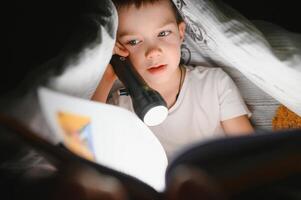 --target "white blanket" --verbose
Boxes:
[172,0,301,129]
